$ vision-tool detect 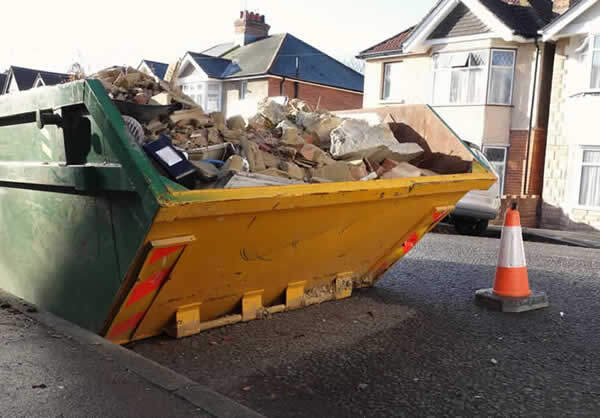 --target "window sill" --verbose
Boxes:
[379,99,406,105]
[431,103,513,108]
[573,205,600,212]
